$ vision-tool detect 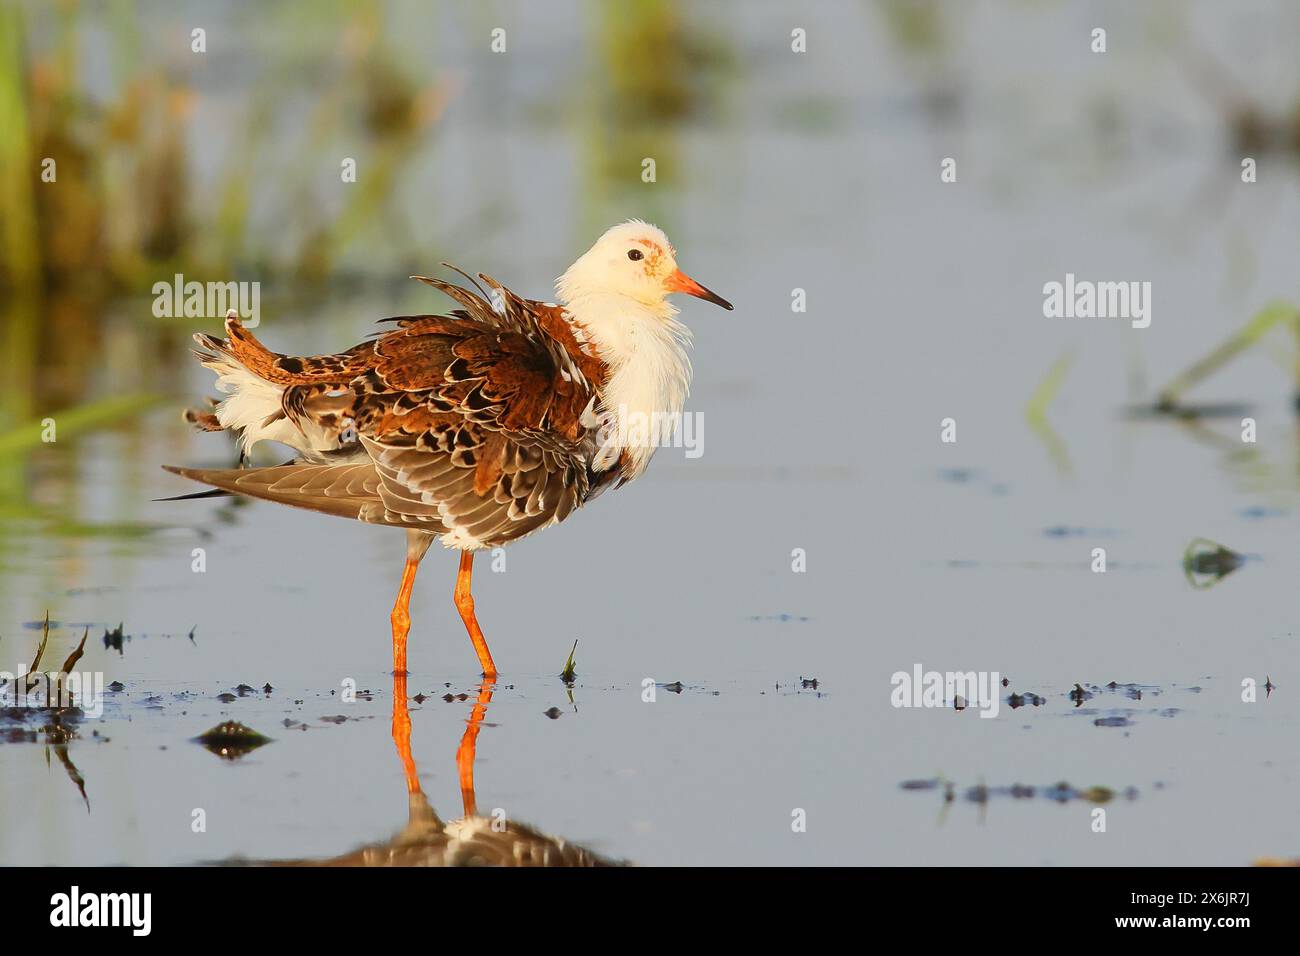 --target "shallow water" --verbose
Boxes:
[3,0,1300,865]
